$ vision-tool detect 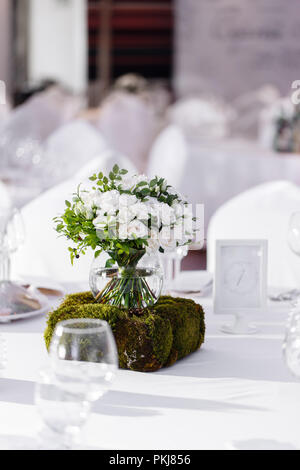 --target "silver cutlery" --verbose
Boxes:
[269,289,300,302]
